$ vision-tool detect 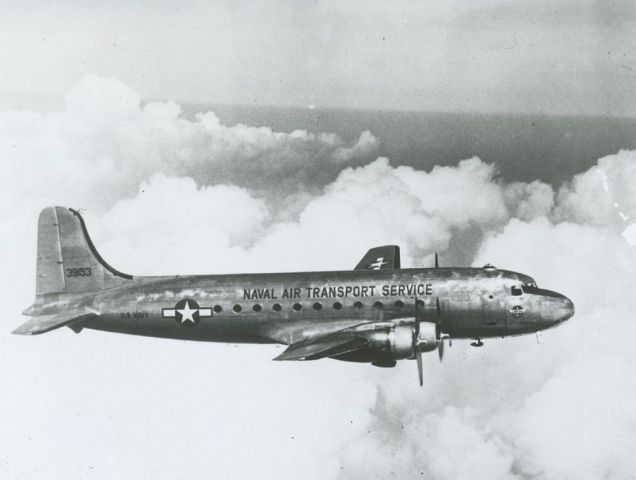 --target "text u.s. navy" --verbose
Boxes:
[15,207,574,385]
